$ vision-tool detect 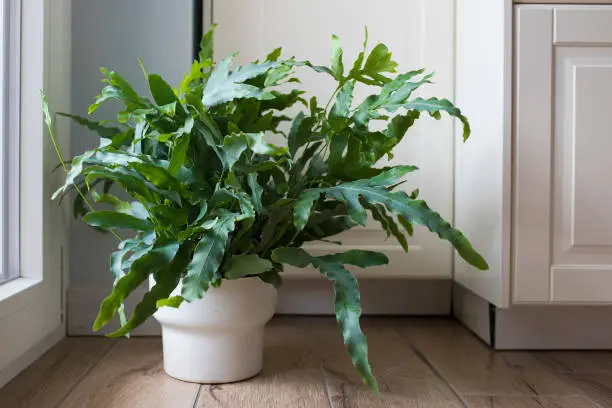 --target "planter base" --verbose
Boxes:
[152,277,277,384]
[161,325,266,383]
